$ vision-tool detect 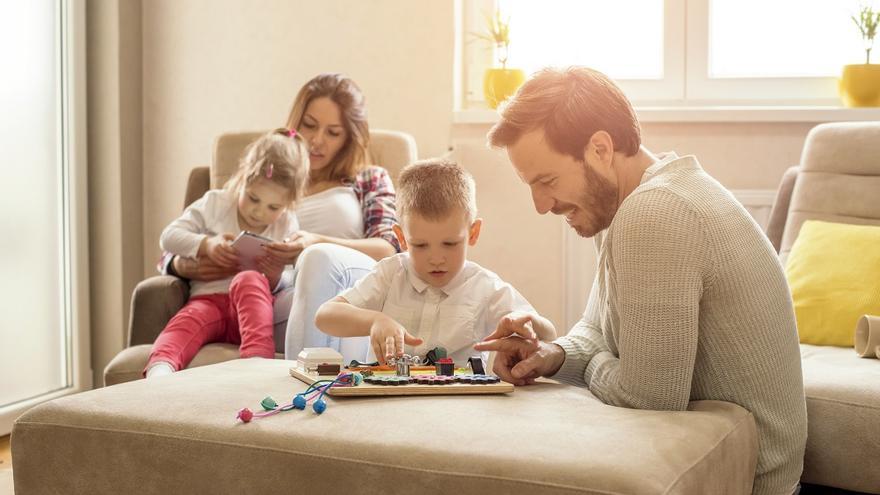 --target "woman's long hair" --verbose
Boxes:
[285,73,370,182]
